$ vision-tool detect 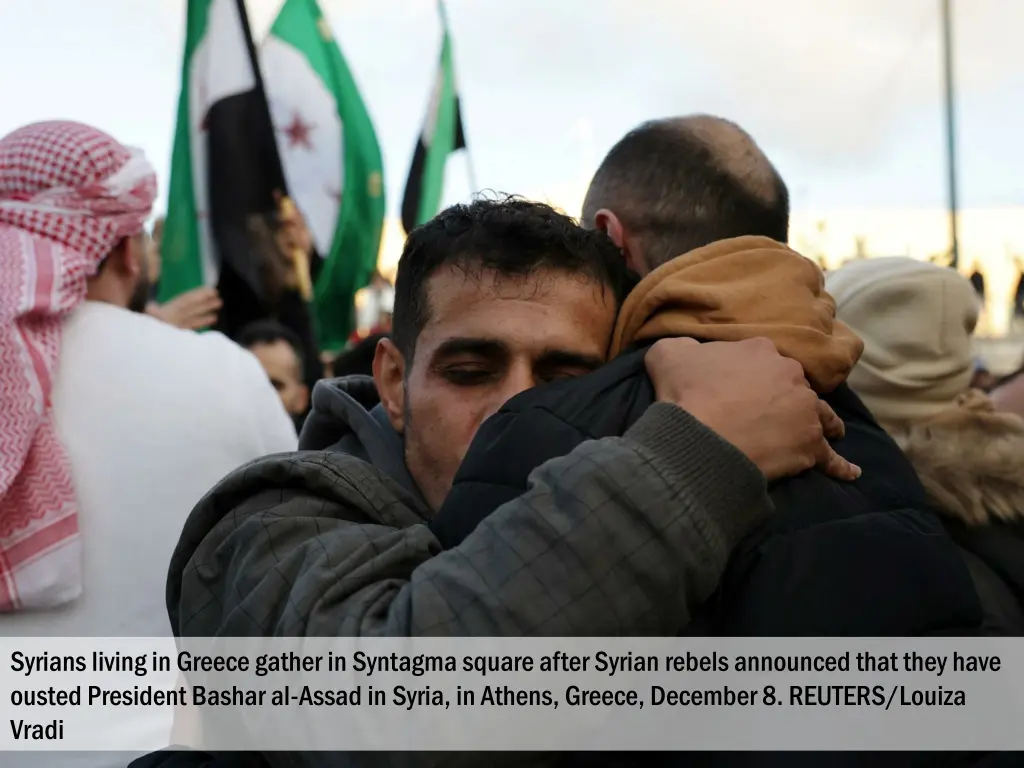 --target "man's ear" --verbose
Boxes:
[111,235,145,280]
[593,208,645,274]
[373,337,406,434]
[593,209,623,244]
